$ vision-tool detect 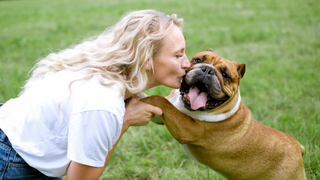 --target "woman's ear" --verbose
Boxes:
[144,60,152,73]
